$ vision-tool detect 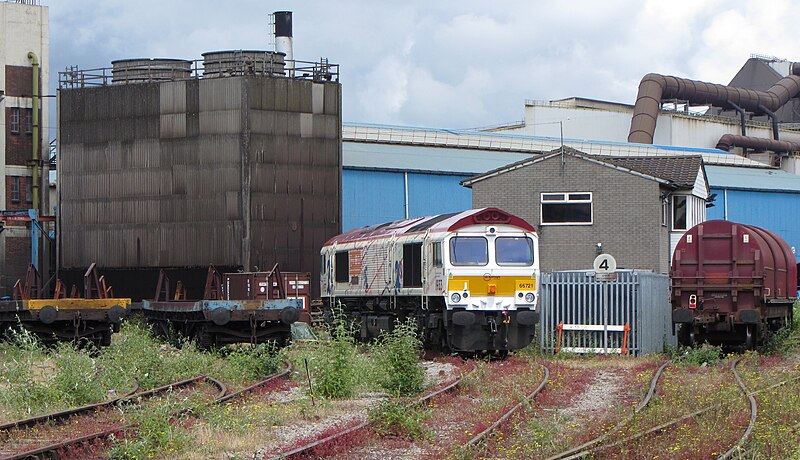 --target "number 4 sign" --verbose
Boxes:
[593,254,617,273]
